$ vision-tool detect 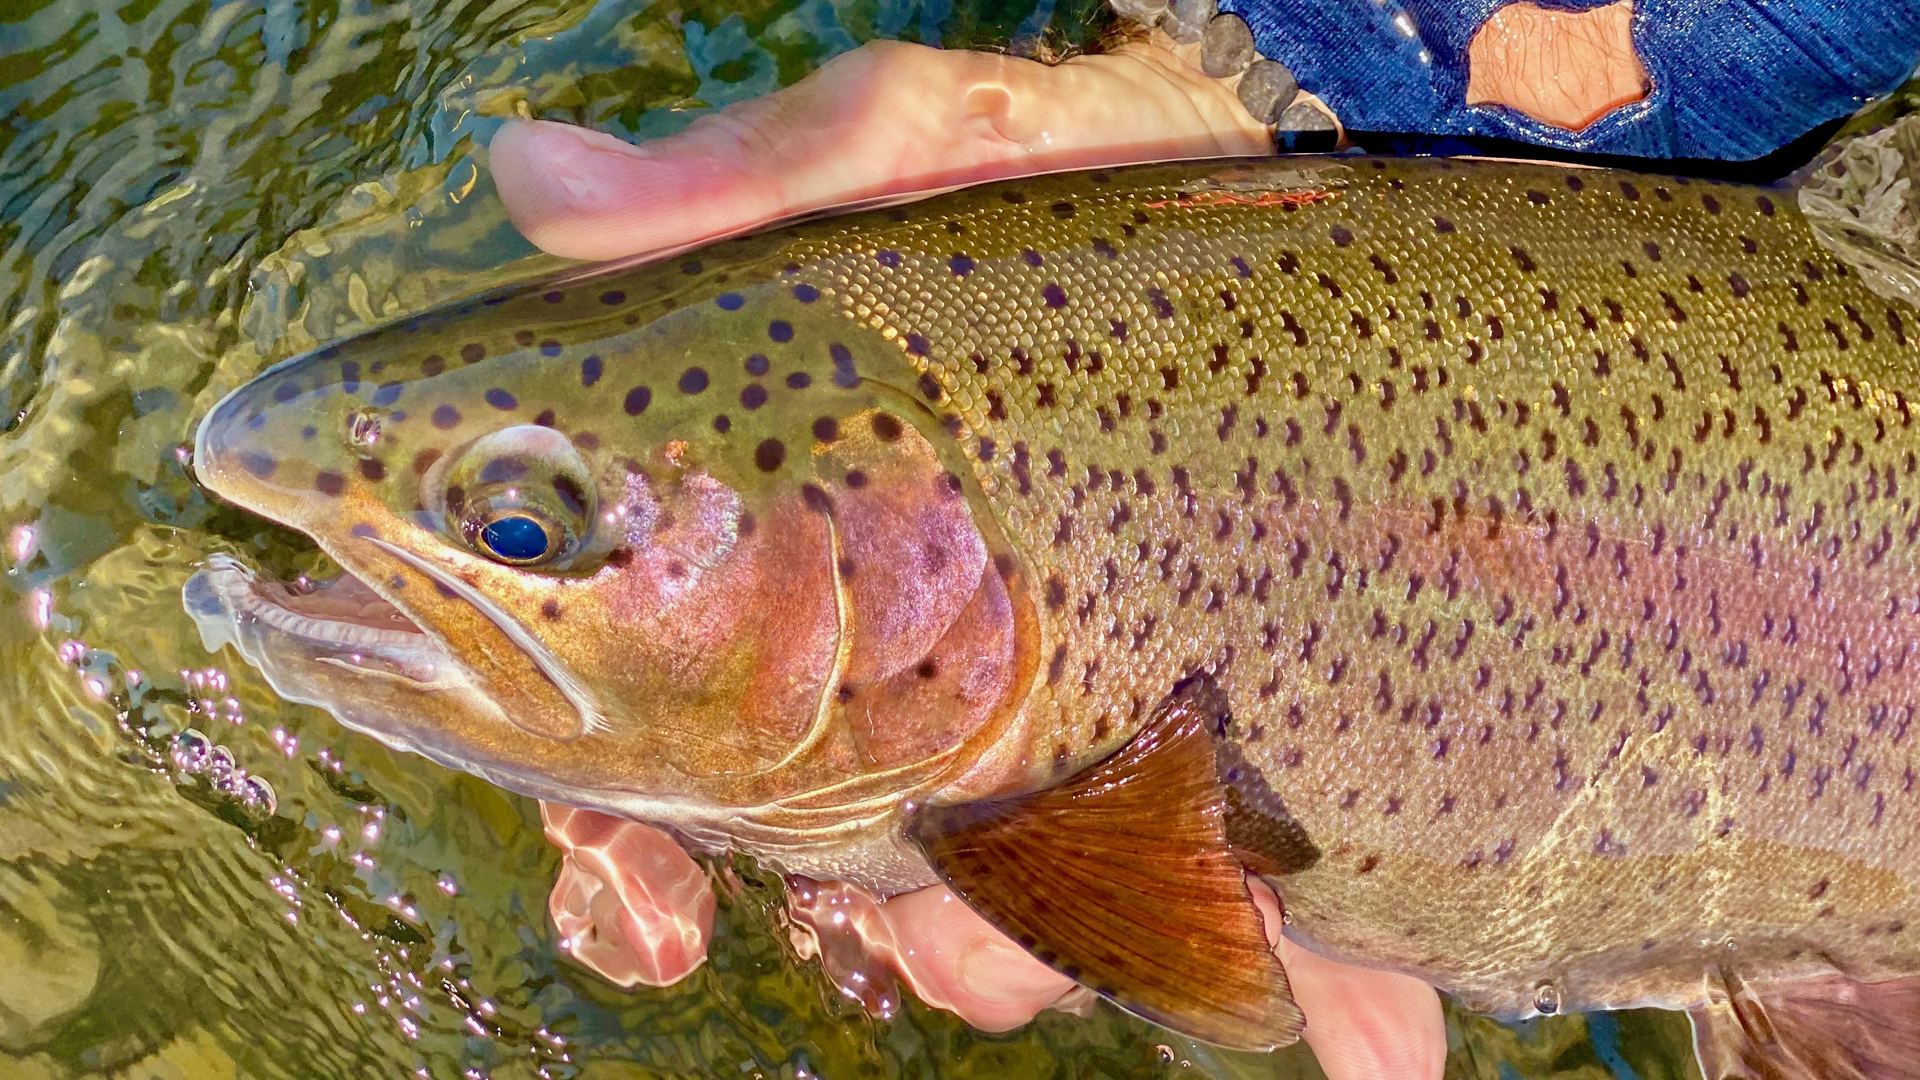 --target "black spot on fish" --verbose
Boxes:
[755,439,786,472]
[1043,284,1068,309]
[358,458,387,481]
[624,386,652,416]
[740,384,768,410]
[421,354,446,376]
[1527,190,1549,205]
[745,354,769,376]
[876,250,902,267]
[792,283,819,303]
[600,290,624,305]
[716,292,745,310]
[373,382,403,406]
[1329,225,1353,247]
[479,458,526,484]
[485,388,517,411]
[768,320,794,343]
[679,368,709,394]
[544,291,564,303]
[432,405,460,429]
[314,470,344,496]
[1620,181,1640,200]
[830,343,857,387]
[539,340,562,357]
[948,255,974,276]
[461,343,485,363]
[906,334,931,356]
[1757,195,1775,216]
[553,474,587,515]
[873,414,903,442]
[786,372,812,390]
[541,599,561,620]
[581,355,602,386]
[812,417,839,443]
[1432,216,1455,233]
[273,381,301,403]
[1702,194,1721,214]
